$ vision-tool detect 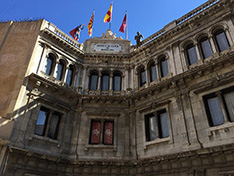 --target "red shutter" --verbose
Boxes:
[103,121,114,145]
[90,121,101,144]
